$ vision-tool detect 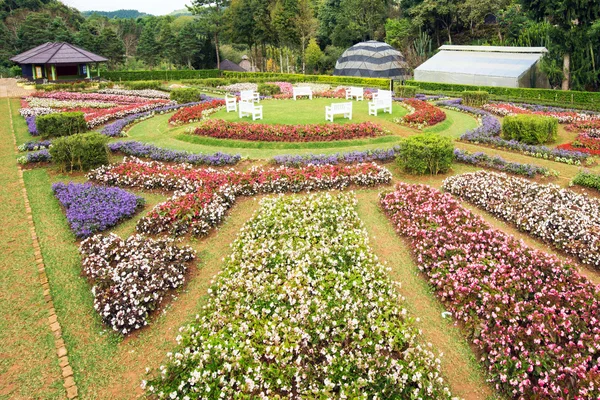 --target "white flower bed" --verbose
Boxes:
[143,193,453,399]
[80,233,196,334]
[98,88,171,100]
[25,97,117,109]
[299,82,332,92]
[19,107,53,117]
[443,171,600,268]
[216,82,258,93]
